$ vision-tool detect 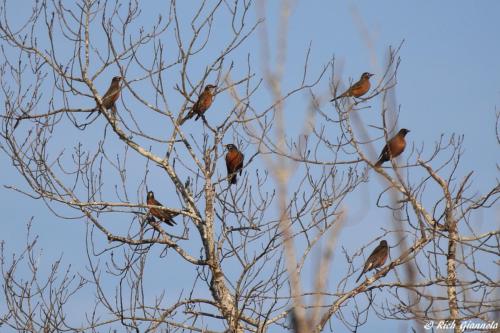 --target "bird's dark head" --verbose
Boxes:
[147,191,154,199]
[225,143,237,151]
[362,72,374,80]
[399,128,410,136]
[205,84,217,93]
[380,240,388,247]
[112,76,122,82]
